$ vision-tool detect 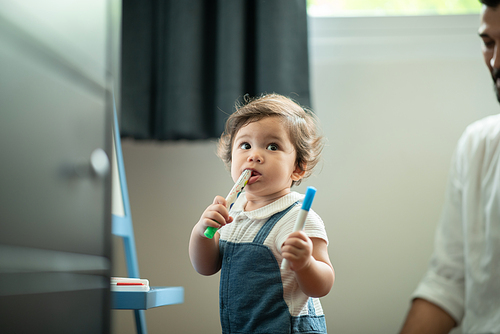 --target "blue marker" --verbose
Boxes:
[281,186,317,270]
